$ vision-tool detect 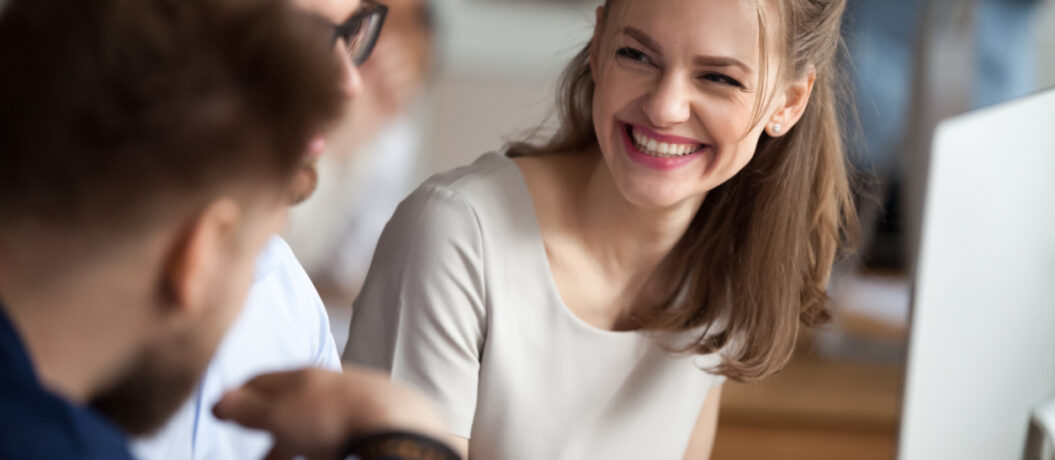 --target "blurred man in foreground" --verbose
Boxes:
[132,0,379,457]
[0,0,455,458]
